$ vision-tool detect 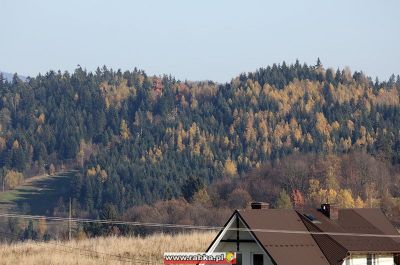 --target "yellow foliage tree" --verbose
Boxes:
[98,169,108,183]
[192,143,201,156]
[315,112,330,137]
[37,113,45,124]
[354,196,365,208]
[120,119,130,140]
[176,134,184,152]
[326,189,338,204]
[86,167,97,177]
[337,189,355,208]
[258,119,269,140]
[12,140,20,150]
[190,97,198,110]
[276,190,292,209]
[3,170,24,190]
[224,159,237,177]
[347,120,355,132]
[305,133,314,144]
[0,137,5,151]
[192,188,210,205]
